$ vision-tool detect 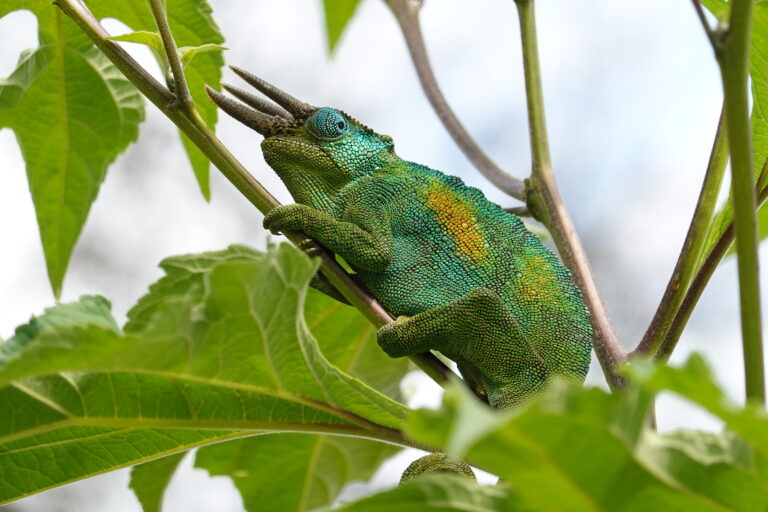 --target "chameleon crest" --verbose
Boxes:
[206,67,592,410]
